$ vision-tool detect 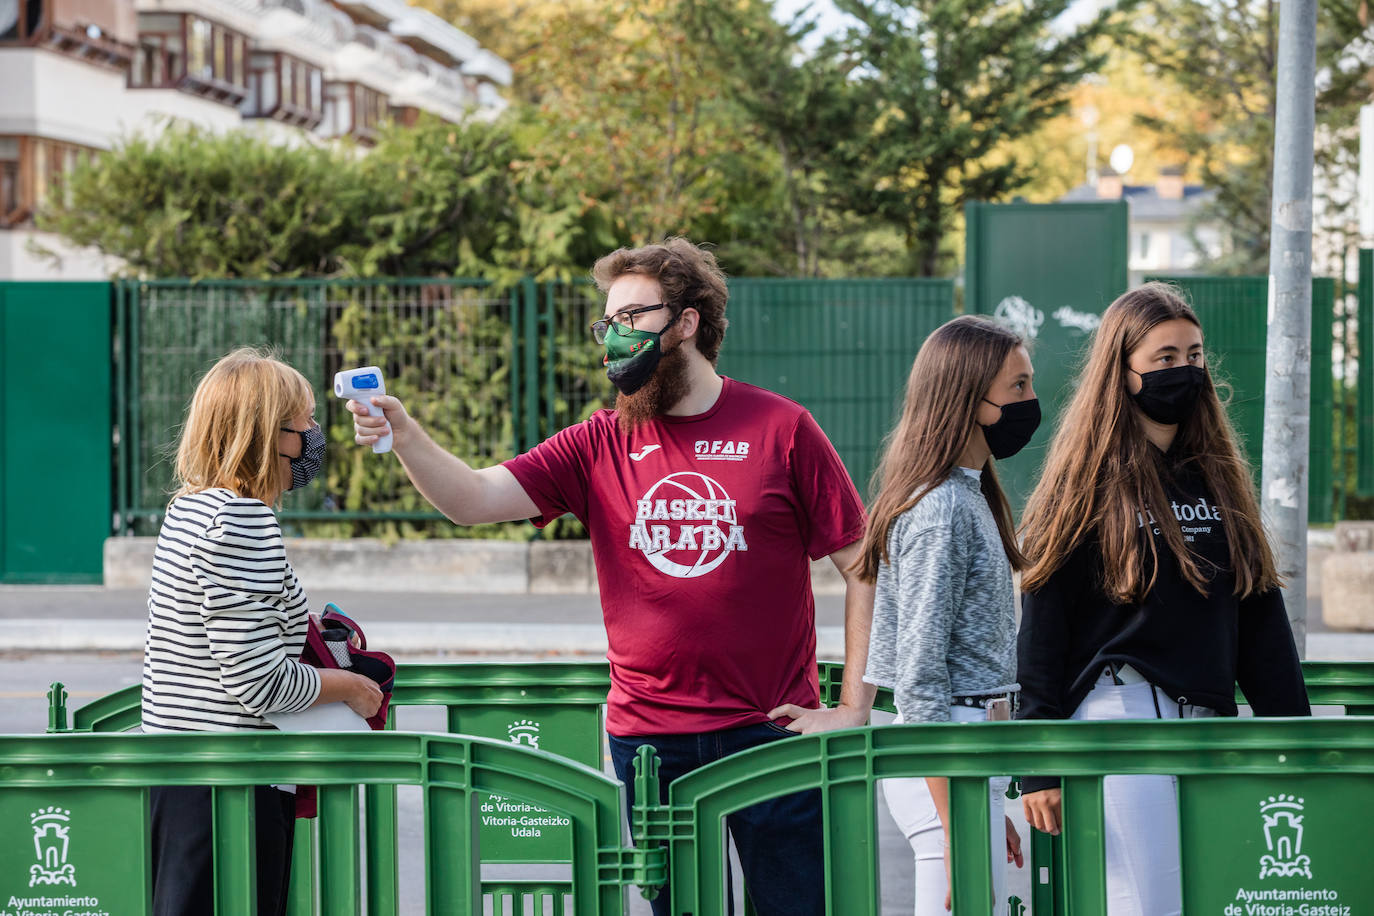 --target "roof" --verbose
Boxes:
[1060,182,1217,221]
